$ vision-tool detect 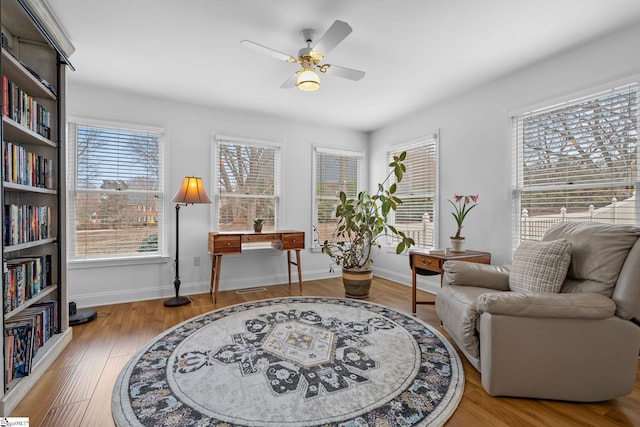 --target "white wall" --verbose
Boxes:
[66,84,367,307]
[369,22,640,295]
[68,22,640,306]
